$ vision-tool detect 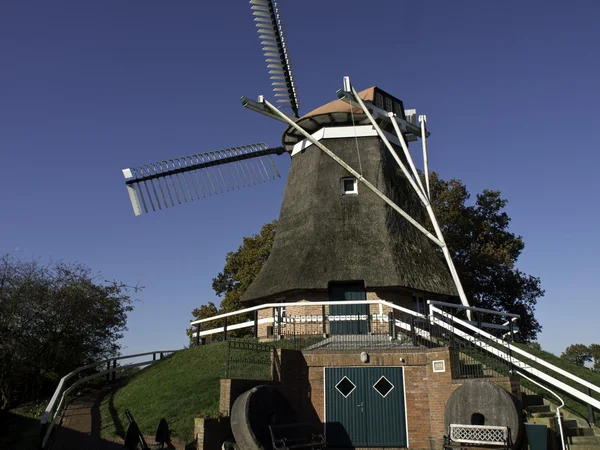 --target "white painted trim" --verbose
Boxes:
[373,375,395,398]
[290,125,402,156]
[430,306,600,408]
[402,366,409,448]
[323,366,327,441]
[335,375,357,398]
[432,360,446,373]
[190,299,424,326]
